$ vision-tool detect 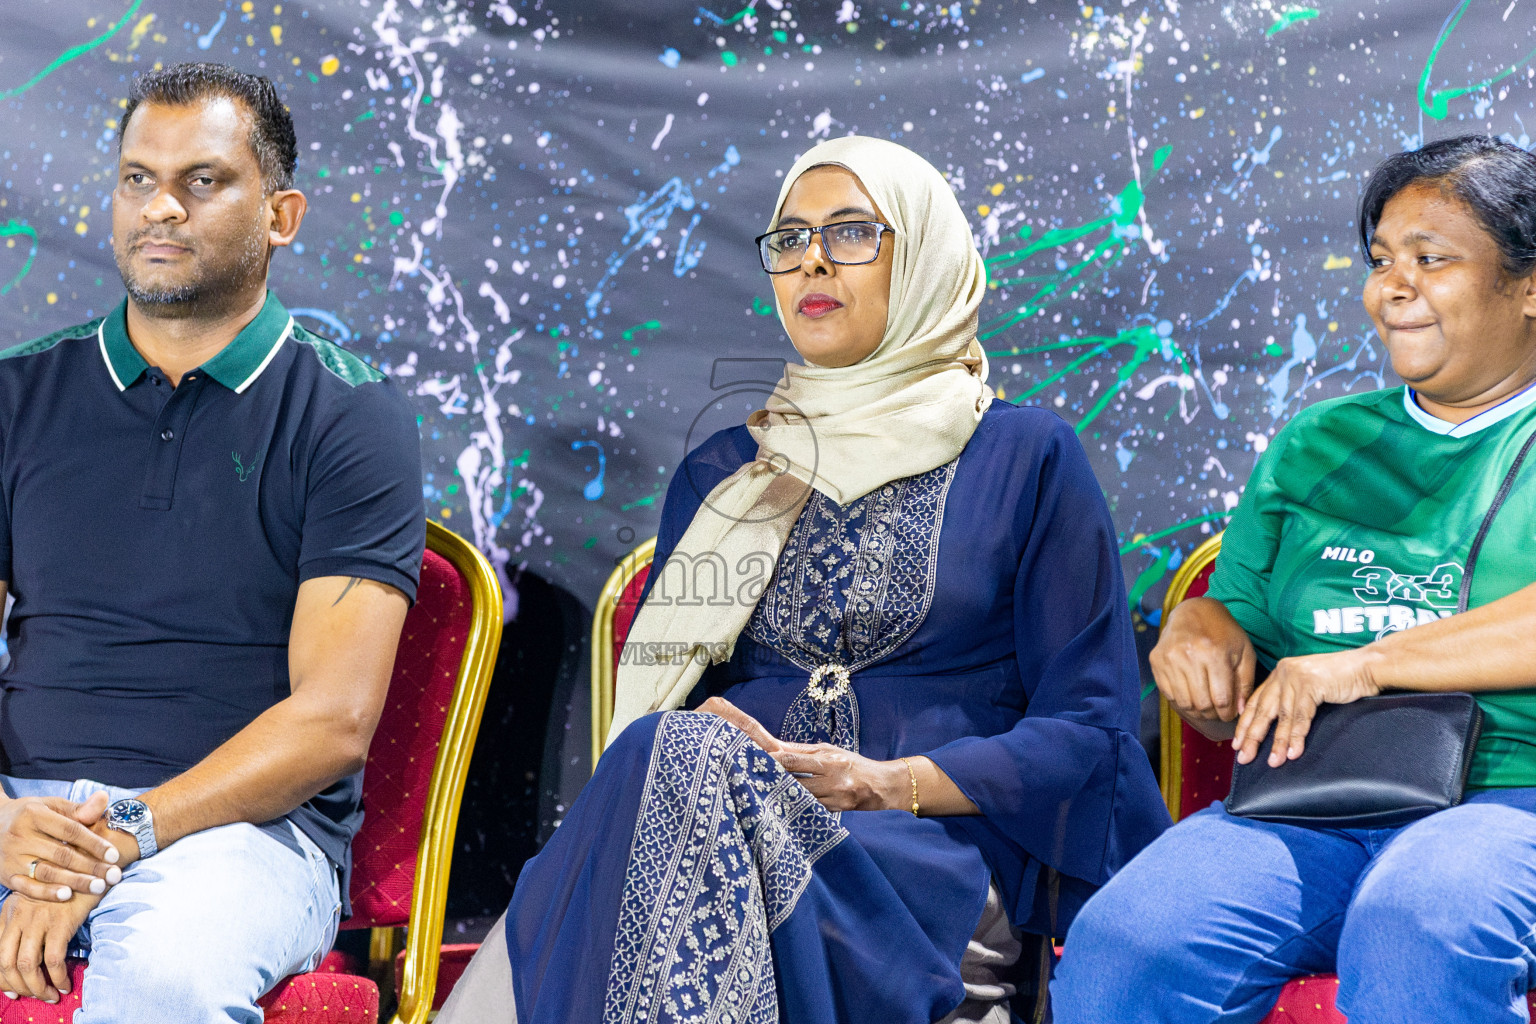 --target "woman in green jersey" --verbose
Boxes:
[1054,134,1536,1023]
